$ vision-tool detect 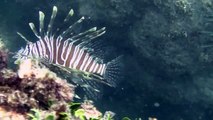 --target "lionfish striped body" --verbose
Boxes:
[20,35,106,76]
[14,6,121,99]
